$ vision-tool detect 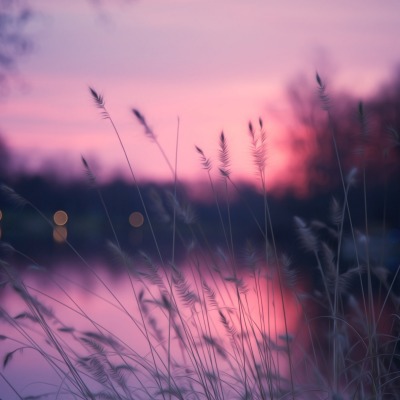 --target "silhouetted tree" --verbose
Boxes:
[0,0,135,95]
[0,0,33,95]
[285,69,400,195]
[0,133,11,178]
